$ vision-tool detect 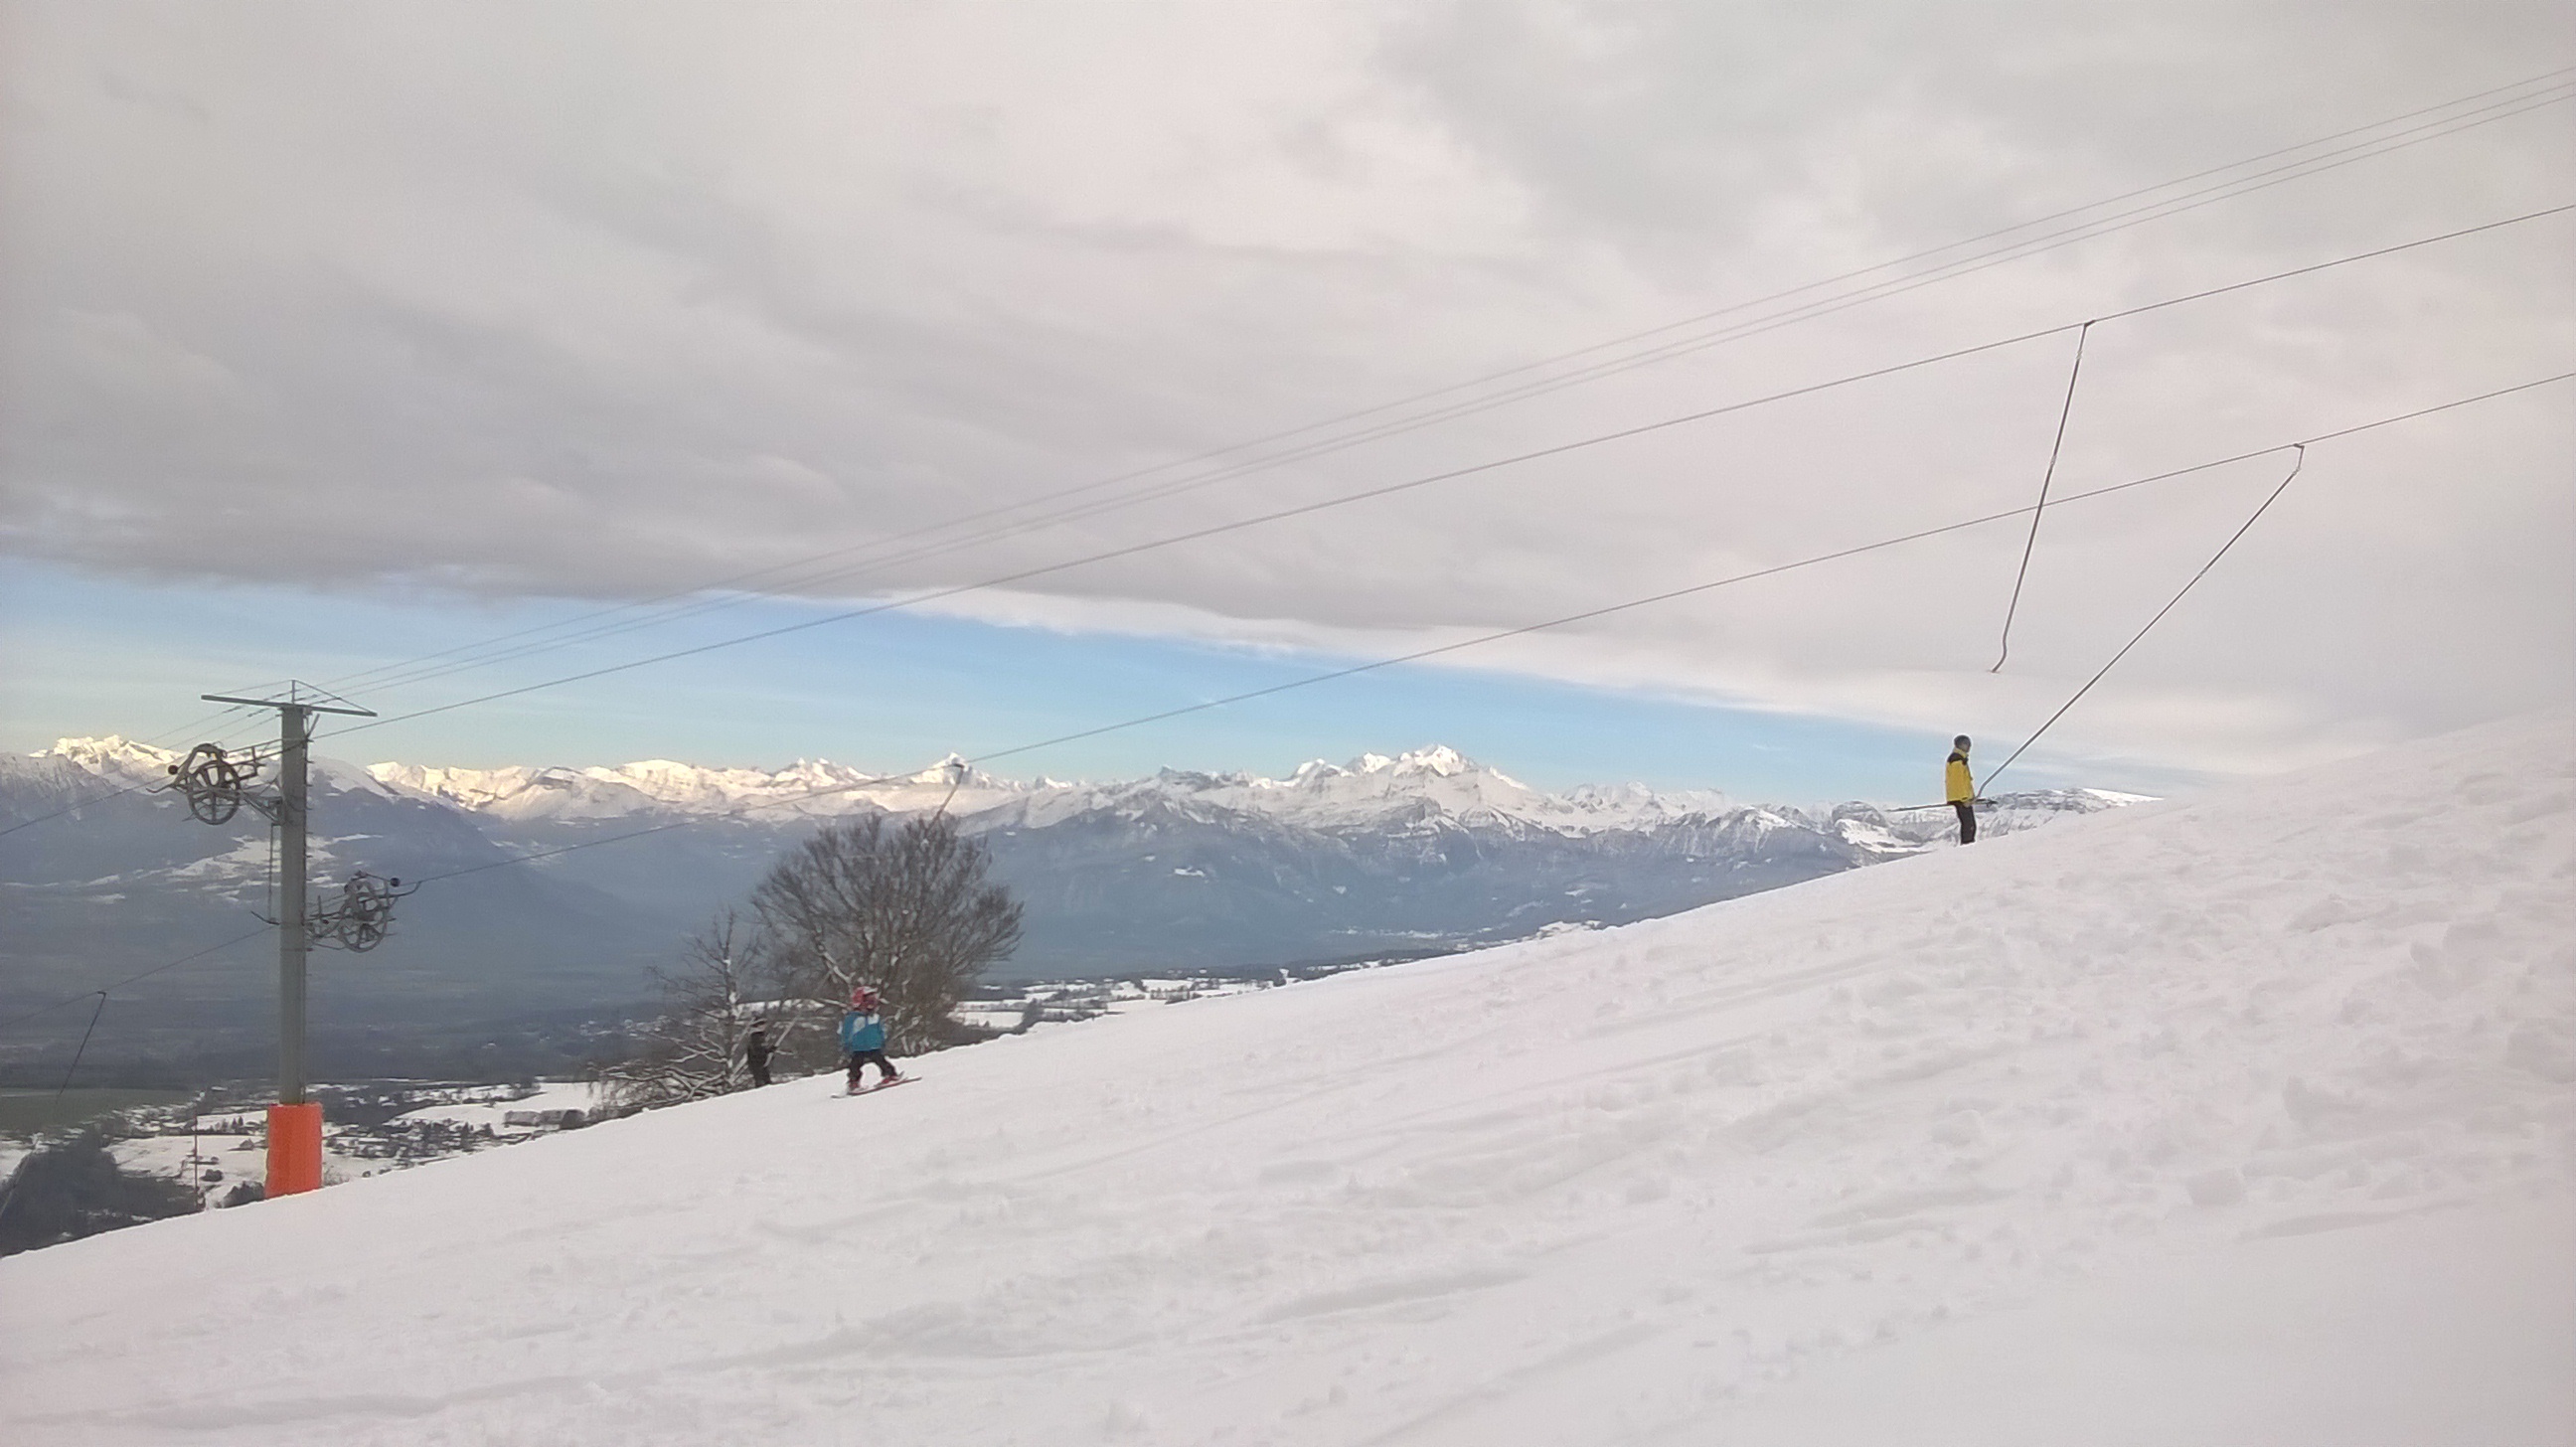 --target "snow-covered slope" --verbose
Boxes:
[5,713,2568,1446]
